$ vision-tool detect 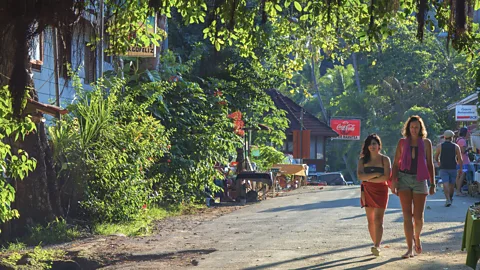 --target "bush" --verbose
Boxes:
[49,76,170,222]
[251,146,286,171]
